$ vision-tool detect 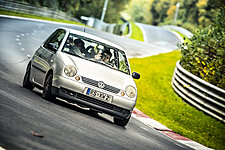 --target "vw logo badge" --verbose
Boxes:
[98,81,105,89]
